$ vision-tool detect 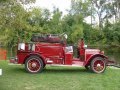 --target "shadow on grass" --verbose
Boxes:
[9,66,93,74]
[43,68,93,74]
